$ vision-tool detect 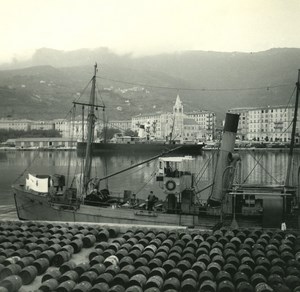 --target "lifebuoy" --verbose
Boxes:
[165,180,176,191]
